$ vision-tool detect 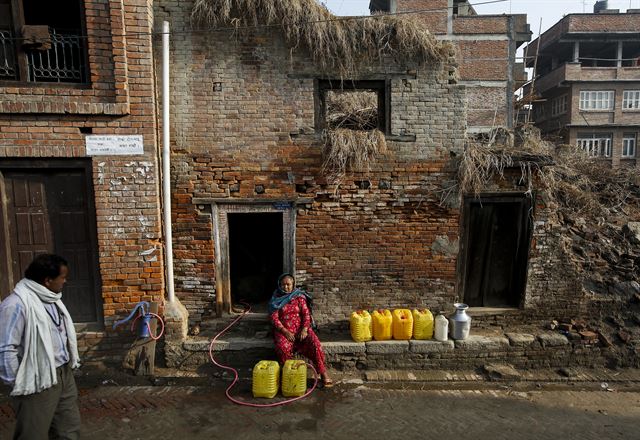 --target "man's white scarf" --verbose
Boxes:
[11,278,80,396]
